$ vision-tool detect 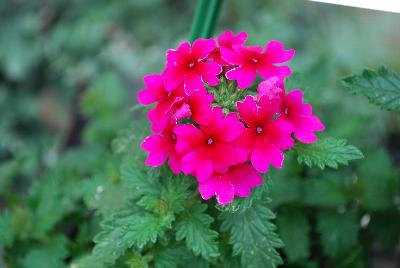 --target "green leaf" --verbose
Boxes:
[20,236,68,268]
[303,177,347,207]
[0,211,15,247]
[369,211,400,250]
[342,66,400,110]
[276,209,310,262]
[215,180,269,213]
[176,202,220,260]
[316,210,359,258]
[93,210,174,264]
[220,201,283,268]
[153,247,190,268]
[294,137,363,169]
